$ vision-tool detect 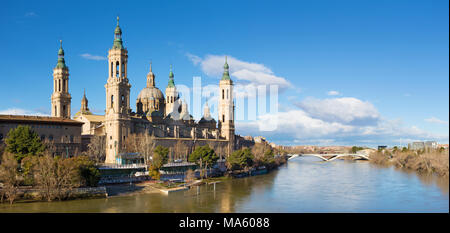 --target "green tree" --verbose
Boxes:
[392,146,399,153]
[70,156,101,187]
[351,146,364,153]
[227,148,254,171]
[5,125,45,163]
[147,146,169,180]
[262,148,276,168]
[152,146,169,169]
[188,145,218,178]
